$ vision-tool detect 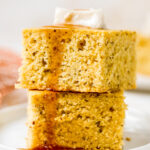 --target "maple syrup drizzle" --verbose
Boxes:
[20,145,83,150]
